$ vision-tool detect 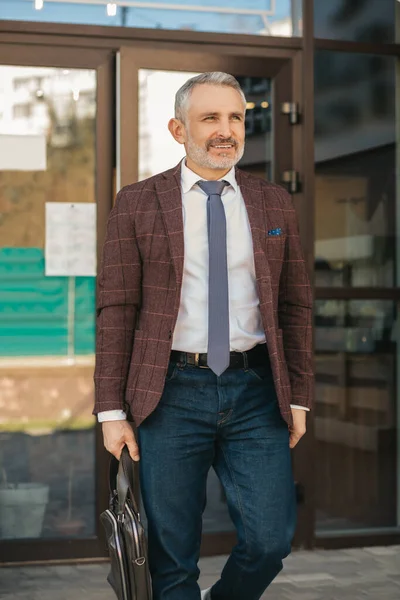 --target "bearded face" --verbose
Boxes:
[180,84,246,172]
[186,133,245,170]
